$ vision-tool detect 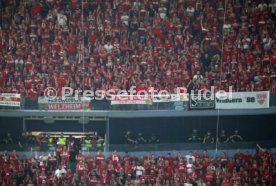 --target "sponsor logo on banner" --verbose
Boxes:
[189,93,215,109]
[110,94,188,105]
[152,94,189,103]
[215,91,269,109]
[38,97,91,110]
[0,93,21,107]
[256,93,267,106]
[111,95,152,105]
